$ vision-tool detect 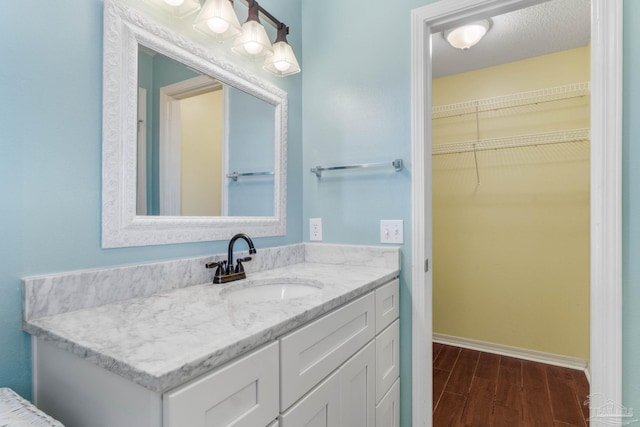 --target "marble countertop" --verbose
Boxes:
[24,261,398,394]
